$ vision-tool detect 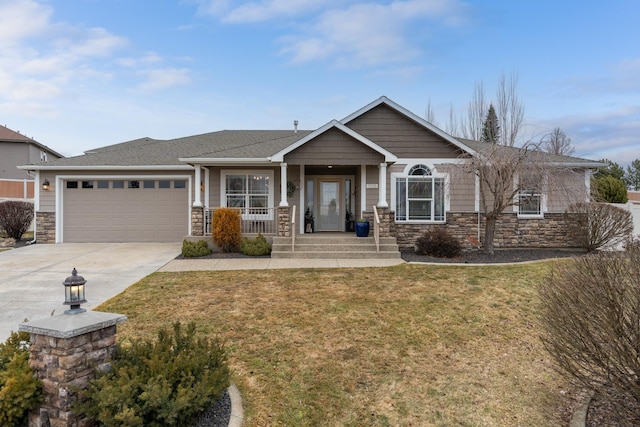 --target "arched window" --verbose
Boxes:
[408,164,431,176]
[395,164,445,222]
